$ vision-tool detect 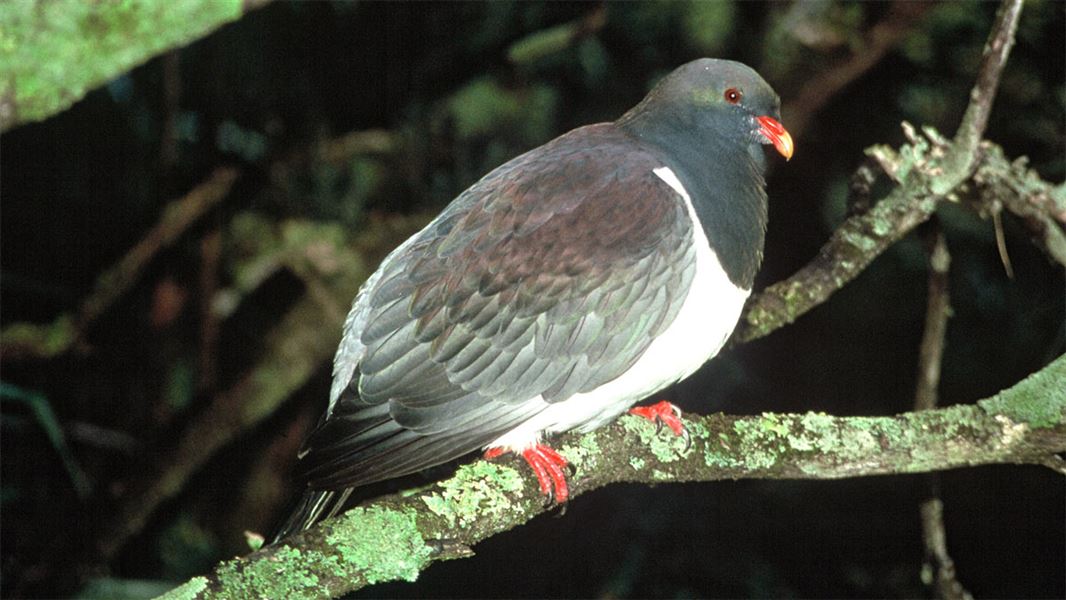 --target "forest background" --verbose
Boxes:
[1,1,1063,598]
